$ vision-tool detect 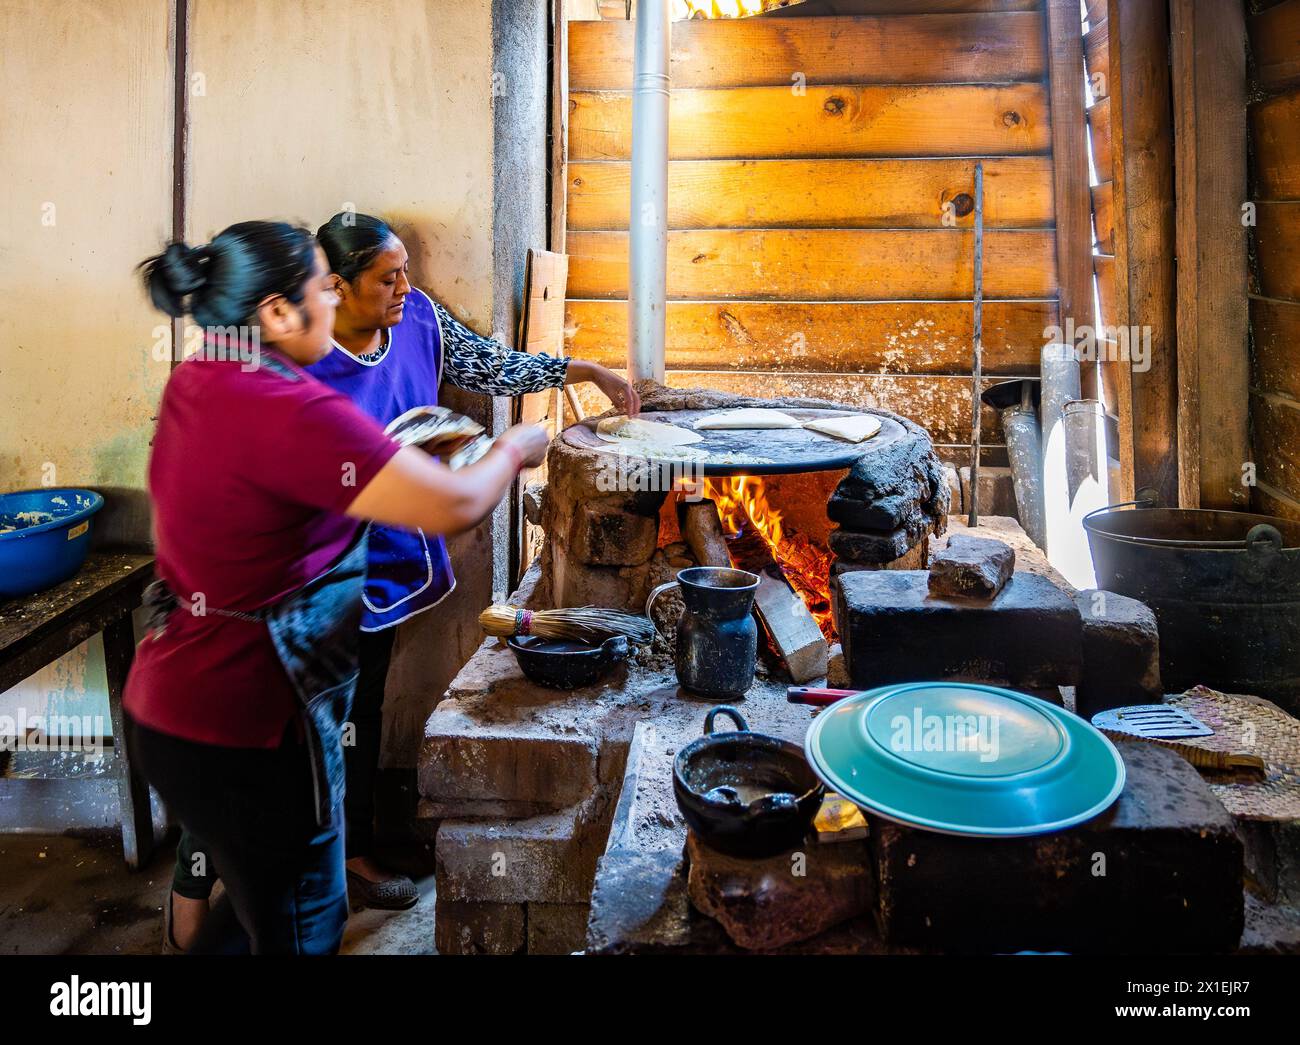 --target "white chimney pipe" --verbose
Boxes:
[627,0,670,384]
